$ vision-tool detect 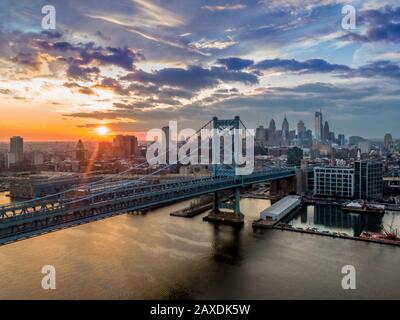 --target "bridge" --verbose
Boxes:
[0,117,299,245]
